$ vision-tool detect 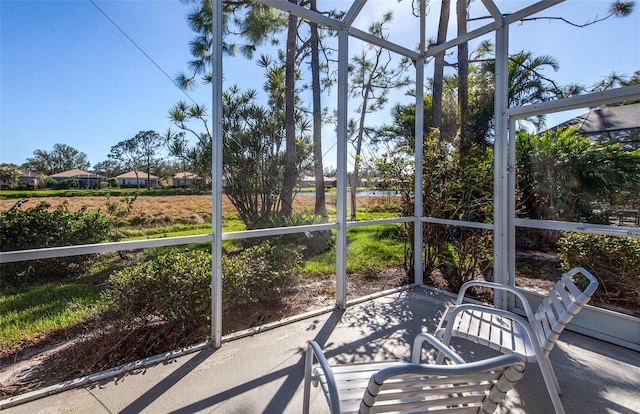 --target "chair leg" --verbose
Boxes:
[303,346,313,414]
[544,354,562,396]
[537,356,565,414]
